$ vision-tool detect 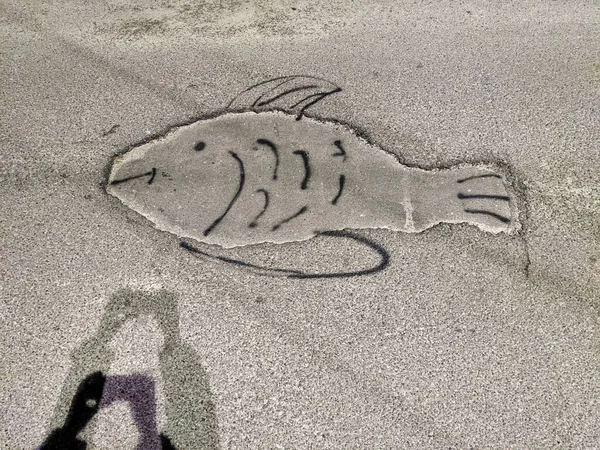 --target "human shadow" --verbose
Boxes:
[42,289,219,449]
